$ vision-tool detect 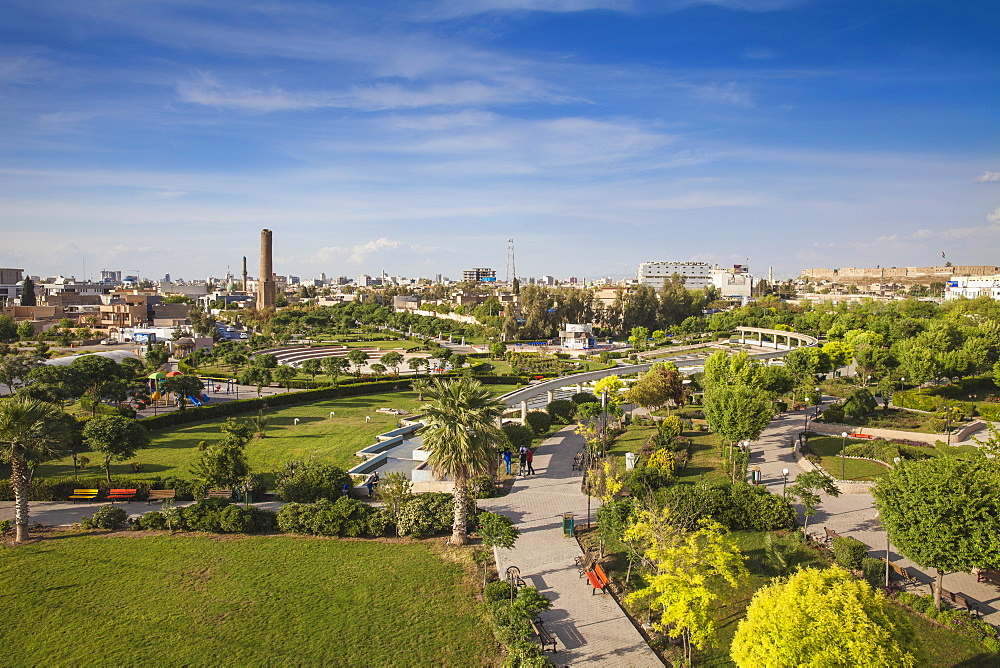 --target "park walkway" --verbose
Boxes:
[479,426,662,666]
[752,406,1000,626]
